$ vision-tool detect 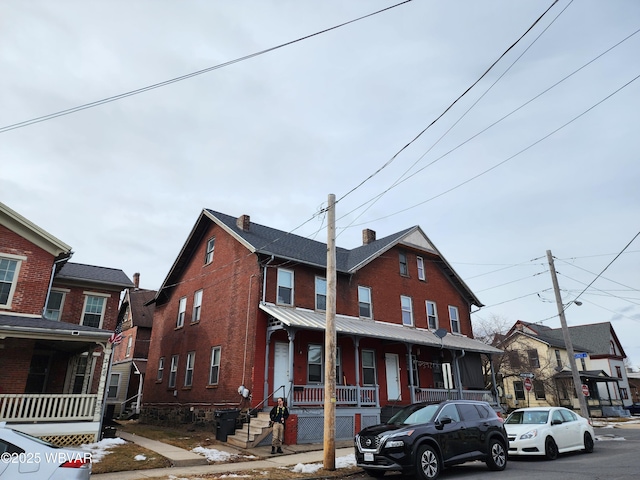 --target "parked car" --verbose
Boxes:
[626,403,640,415]
[0,423,91,479]
[354,400,508,479]
[504,407,594,460]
